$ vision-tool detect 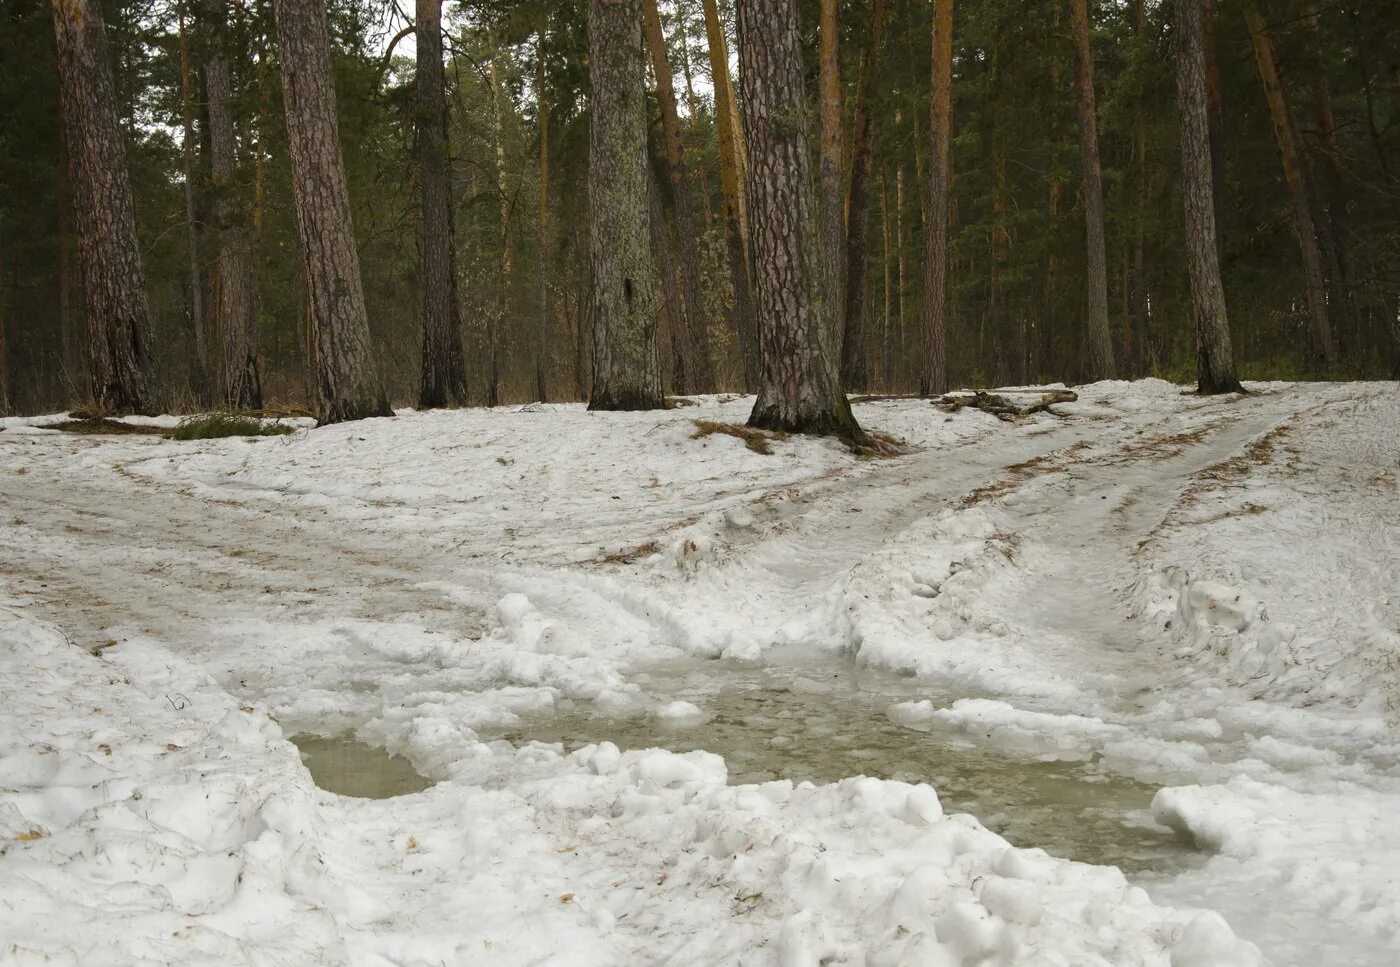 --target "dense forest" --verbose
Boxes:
[2,0,1397,423]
